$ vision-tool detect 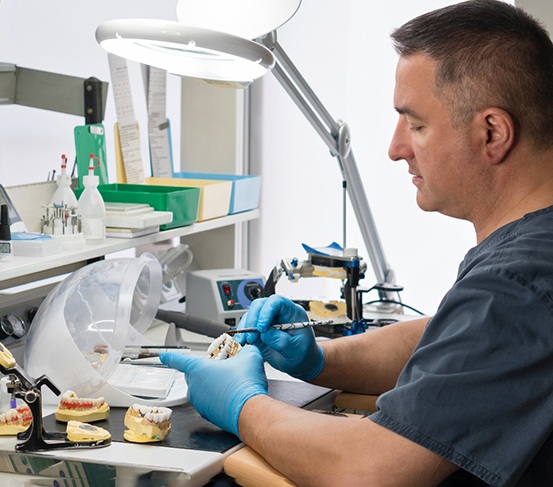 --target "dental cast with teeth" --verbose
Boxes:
[0,405,32,435]
[123,404,172,443]
[207,333,242,360]
[55,390,110,423]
